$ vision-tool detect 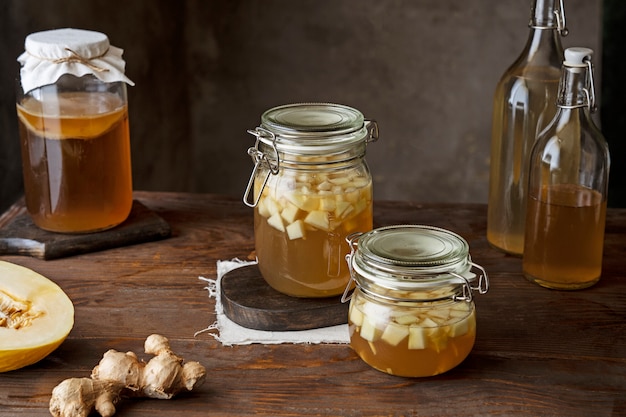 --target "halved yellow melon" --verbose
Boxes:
[0,261,74,372]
